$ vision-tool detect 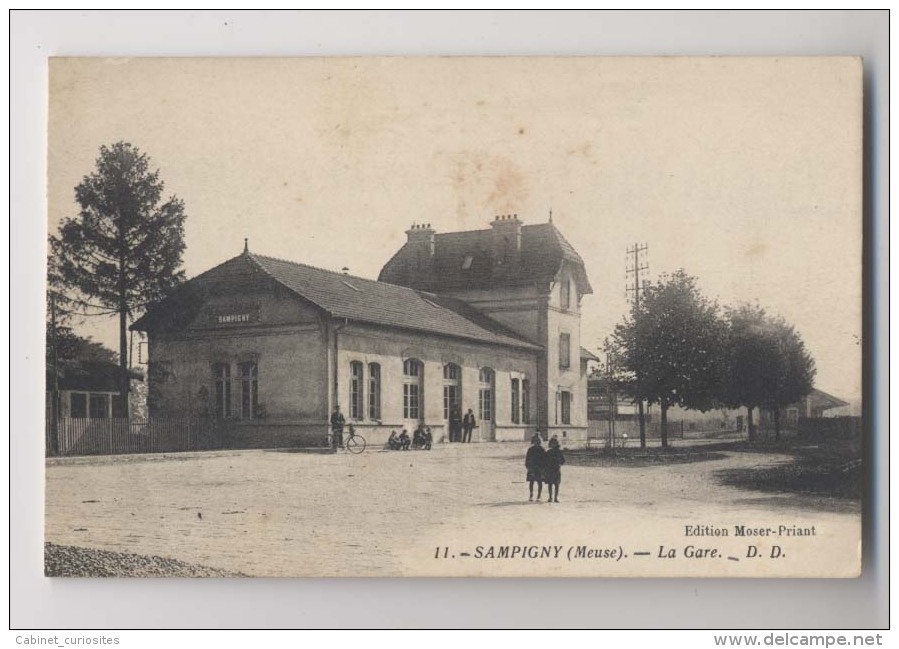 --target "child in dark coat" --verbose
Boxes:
[525,434,546,502]
[543,436,565,503]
